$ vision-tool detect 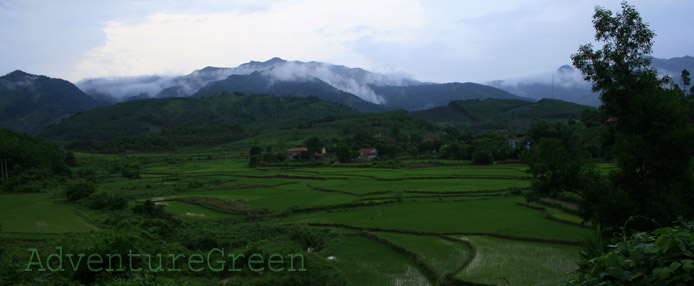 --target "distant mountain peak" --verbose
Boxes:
[198,66,226,72]
[0,70,107,134]
[3,70,37,81]
[265,57,287,64]
[6,70,31,76]
[557,65,575,74]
